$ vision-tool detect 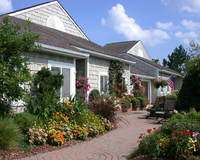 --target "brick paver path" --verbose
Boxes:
[18,110,161,160]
